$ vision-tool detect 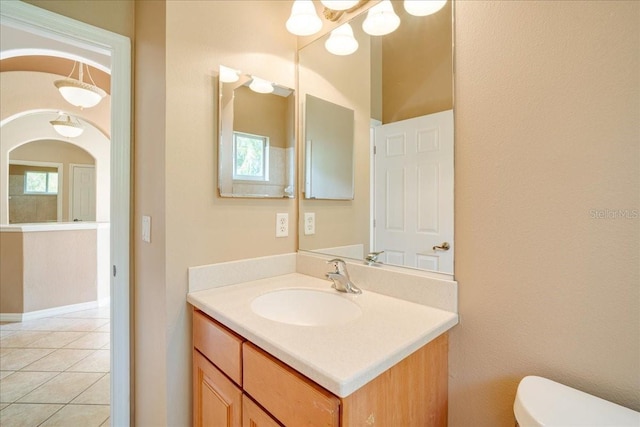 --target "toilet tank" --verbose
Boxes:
[514,376,640,427]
